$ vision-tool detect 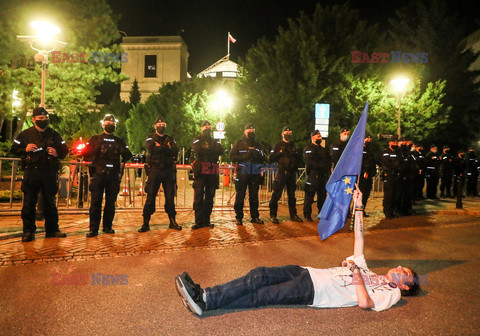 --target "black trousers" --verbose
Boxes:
[466,173,478,196]
[142,167,176,218]
[358,176,373,210]
[414,172,425,199]
[234,174,261,220]
[383,174,400,217]
[398,176,413,214]
[425,173,439,198]
[89,171,121,231]
[193,174,218,226]
[440,172,453,196]
[452,175,465,196]
[269,171,297,217]
[303,176,327,217]
[21,169,59,234]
